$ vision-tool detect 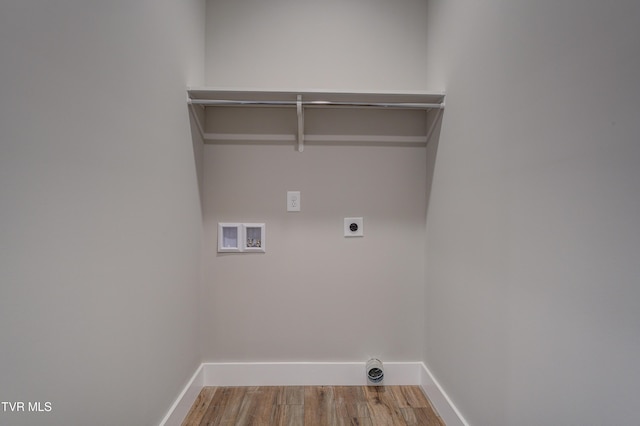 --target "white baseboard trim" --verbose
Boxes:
[420,362,469,426]
[158,364,204,426]
[202,361,421,386]
[159,361,467,426]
